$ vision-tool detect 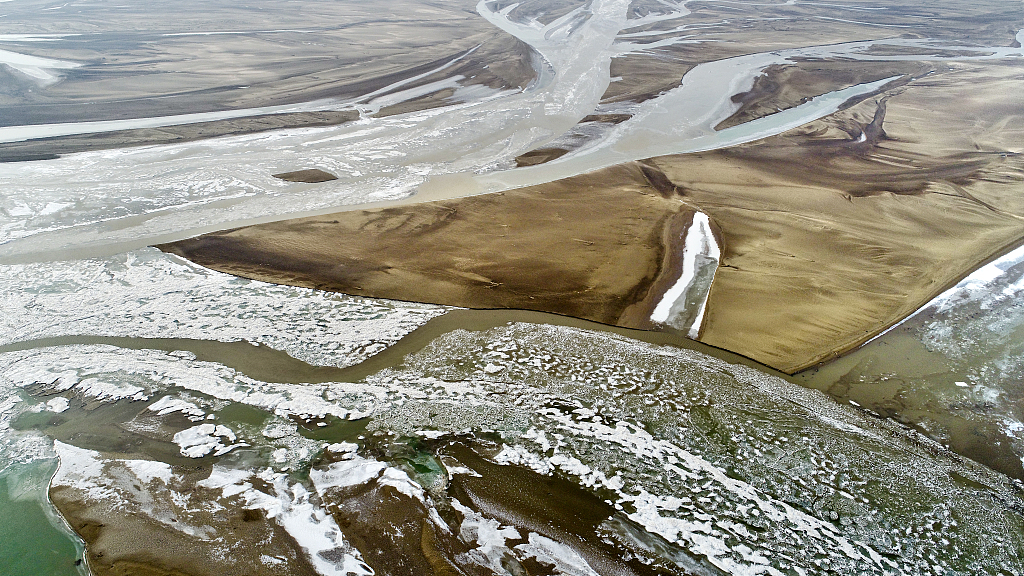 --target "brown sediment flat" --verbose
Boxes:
[314,447,479,576]
[312,438,687,576]
[272,168,338,183]
[602,53,696,104]
[649,60,1024,373]
[37,394,325,576]
[160,162,694,329]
